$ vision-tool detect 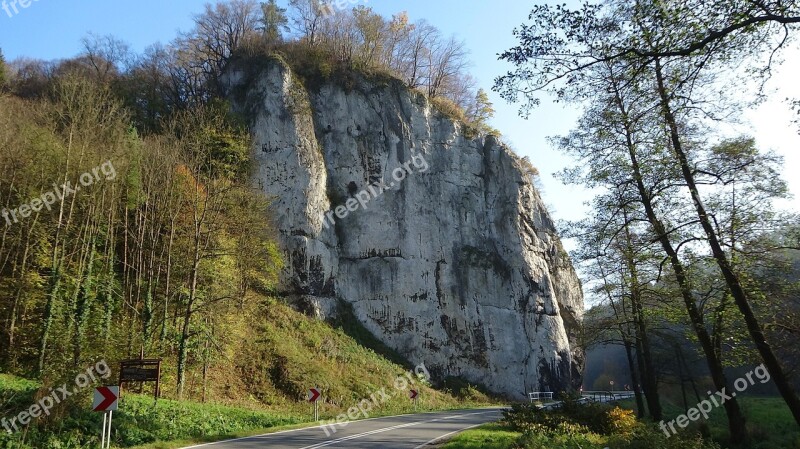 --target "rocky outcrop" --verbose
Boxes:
[223,57,584,399]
